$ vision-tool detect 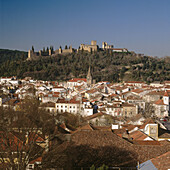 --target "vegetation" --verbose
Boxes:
[0,97,55,169]
[0,49,170,83]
